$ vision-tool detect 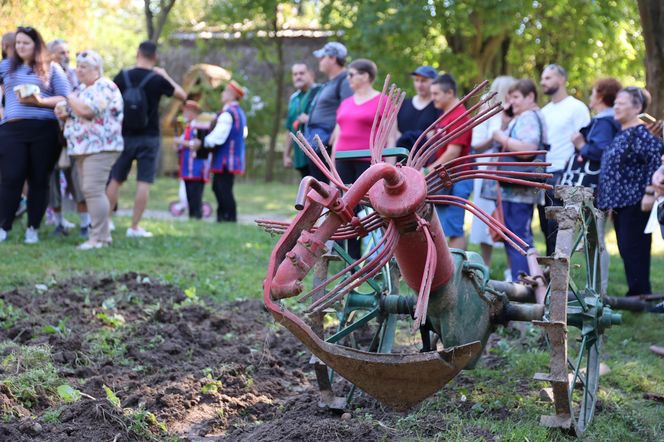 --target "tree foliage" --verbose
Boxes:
[0,0,143,76]
[201,1,319,181]
[321,0,645,98]
[637,0,664,117]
